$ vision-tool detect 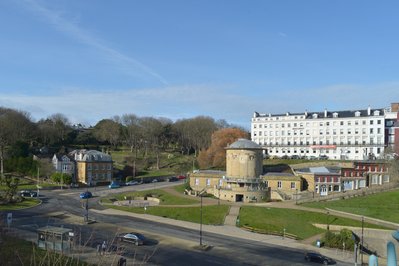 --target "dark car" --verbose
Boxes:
[319,155,329,160]
[118,232,146,246]
[79,191,93,199]
[167,176,179,182]
[304,252,335,265]
[20,190,37,198]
